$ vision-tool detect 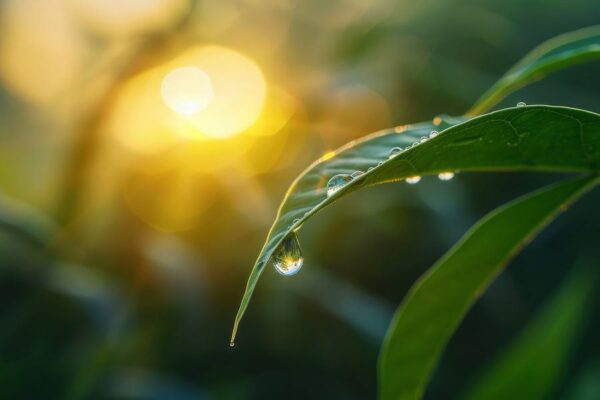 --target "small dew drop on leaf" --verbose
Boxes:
[420,136,429,143]
[438,172,455,181]
[406,176,421,184]
[272,232,304,276]
[351,171,364,178]
[388,147,403,159]
[429,130,439,138]
[326,174,353,197]
[517,101,526,107]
